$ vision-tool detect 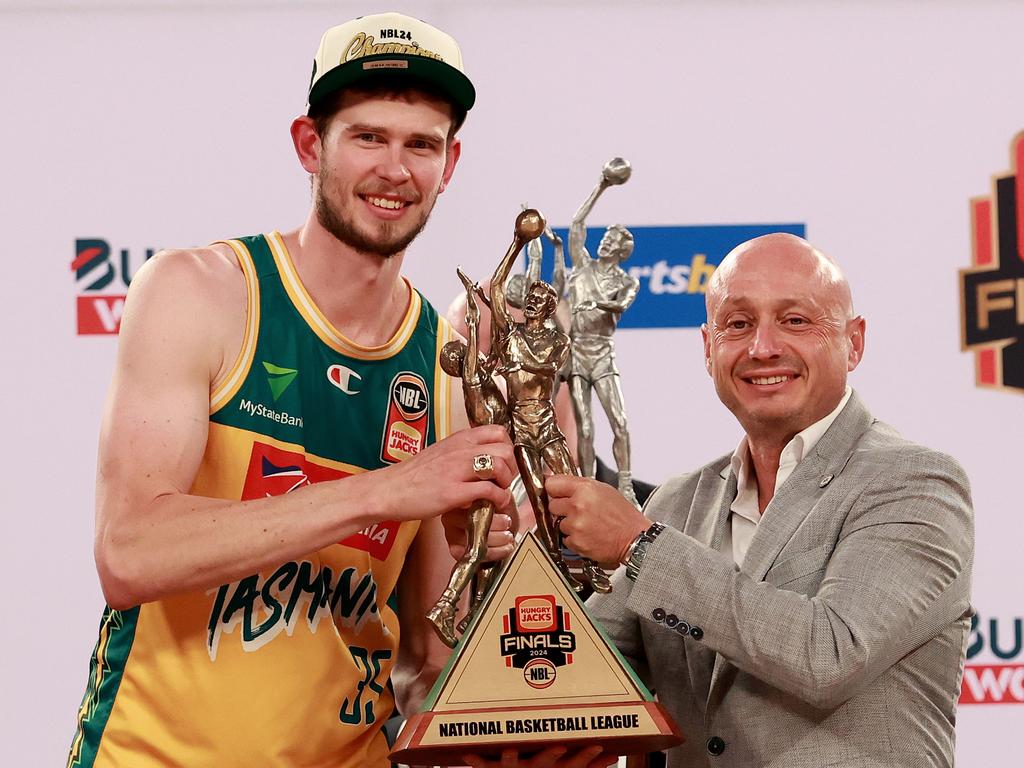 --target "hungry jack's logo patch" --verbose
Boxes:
[380,372,429,463]
[961,132,1024,392]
